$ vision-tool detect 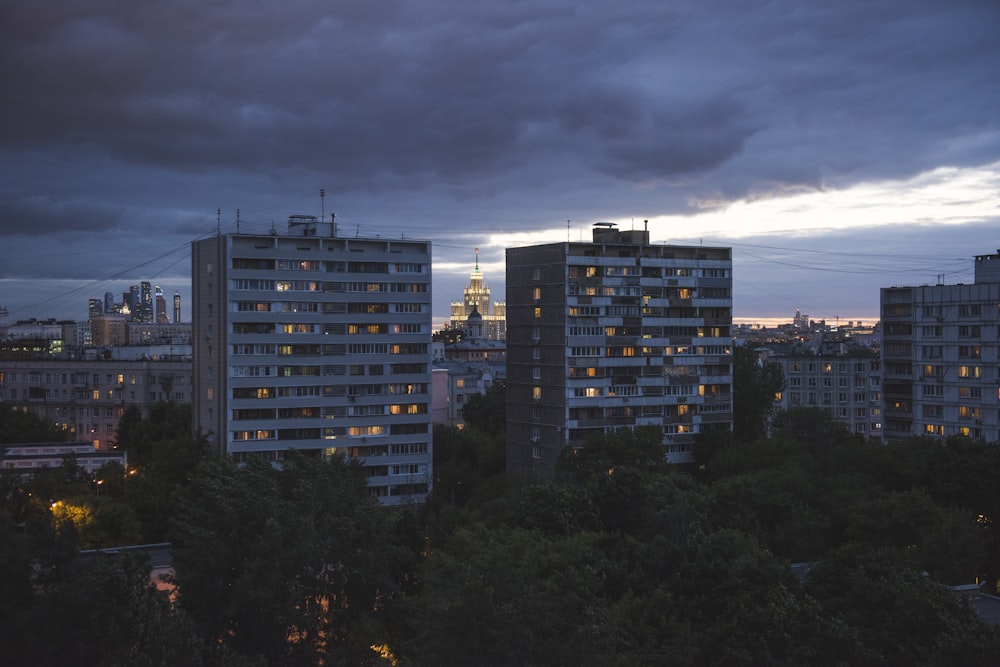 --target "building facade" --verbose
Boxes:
[449,249,506,340]
[0,357,192,450]
[191,215,434,504]
[506,223,733,474]
[1,442,127,476]
[881,250,1000,442]
[771,354,882,437]
[431,359,505,429]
